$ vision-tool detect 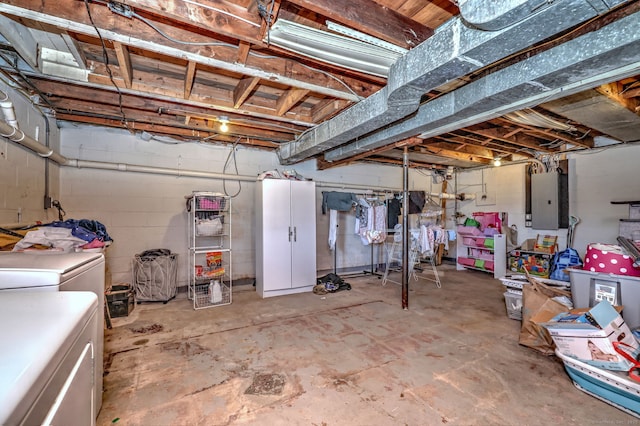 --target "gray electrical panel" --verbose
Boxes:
[531,171,568,230]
